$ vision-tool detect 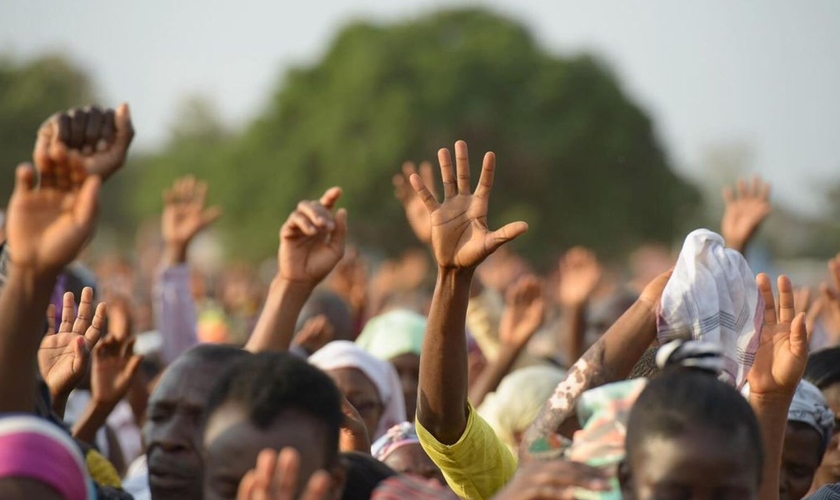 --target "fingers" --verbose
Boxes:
[474,152,495,200]
[737,178,748,199]
[46,304,57,334]
[202,206,223,227]
[437,147,457,198]
[299,471,332,500]
[330,209,348,254]
[408,173,440,212]
[60,291,76,333]
[68,108,88,150]
[454,140,471,195]
[237,470,257,500]
[757,176,771,200]
[85,302,107,348]
[790,312,810,358]
[73,287,94,334]
[83,106,104,154]
[777,275,795,324]
[113,103,135,152]
[34,115,58,188]
[319,187,342,210]
[123,354,144,383]
[486,221,529,254]
[275,448,301,499]
[418,161,437,198]
[254,449,279,498]
[757,273,777,326]
[14,163,37,194]
[722,185,734,204]
[100,109,116,150]
[830,255,840,292]
[71,336,88,375]
[296,201,334,232]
